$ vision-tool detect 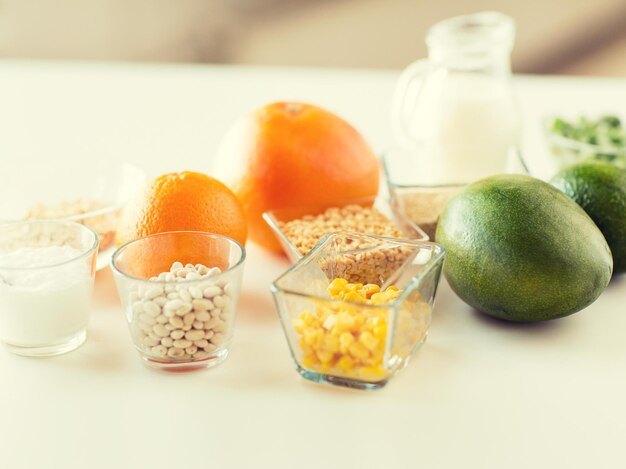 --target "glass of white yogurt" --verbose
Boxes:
[0,220,98,356]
